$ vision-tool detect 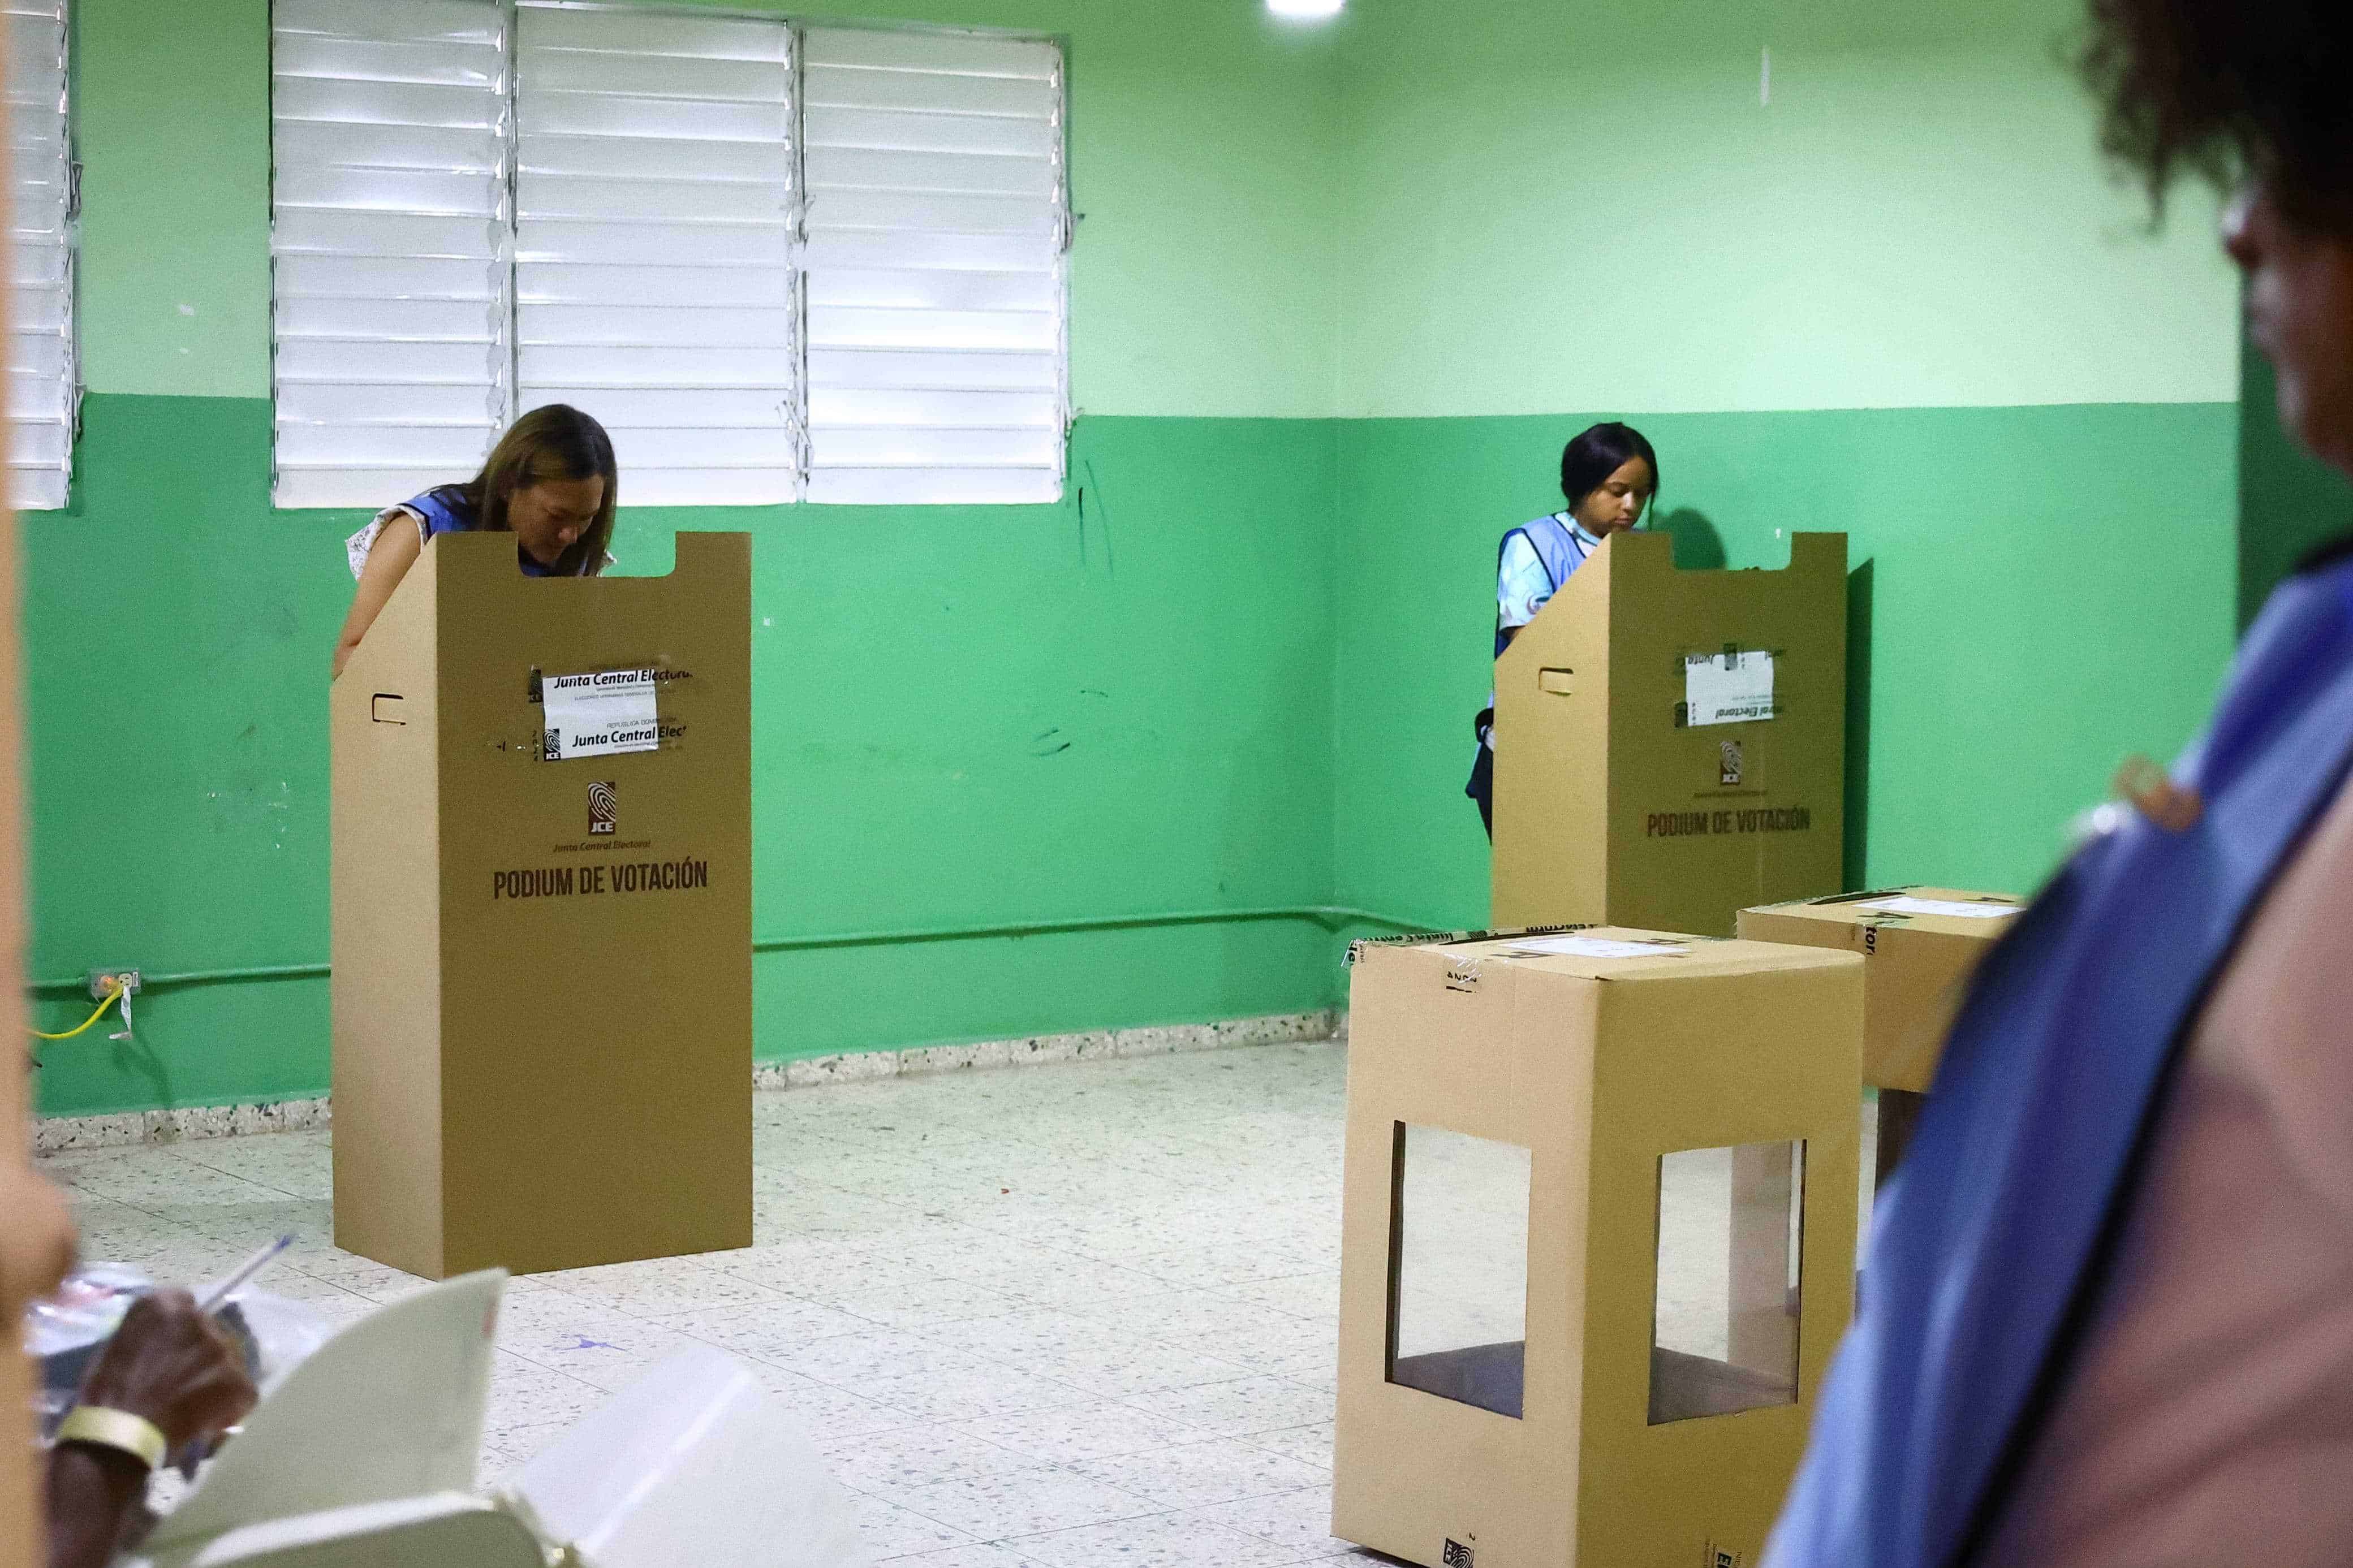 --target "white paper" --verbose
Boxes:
[1684,649,1775,727]
[1861,896,2022,921]
[542,669,659,762]
[1501,935,1691,959]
